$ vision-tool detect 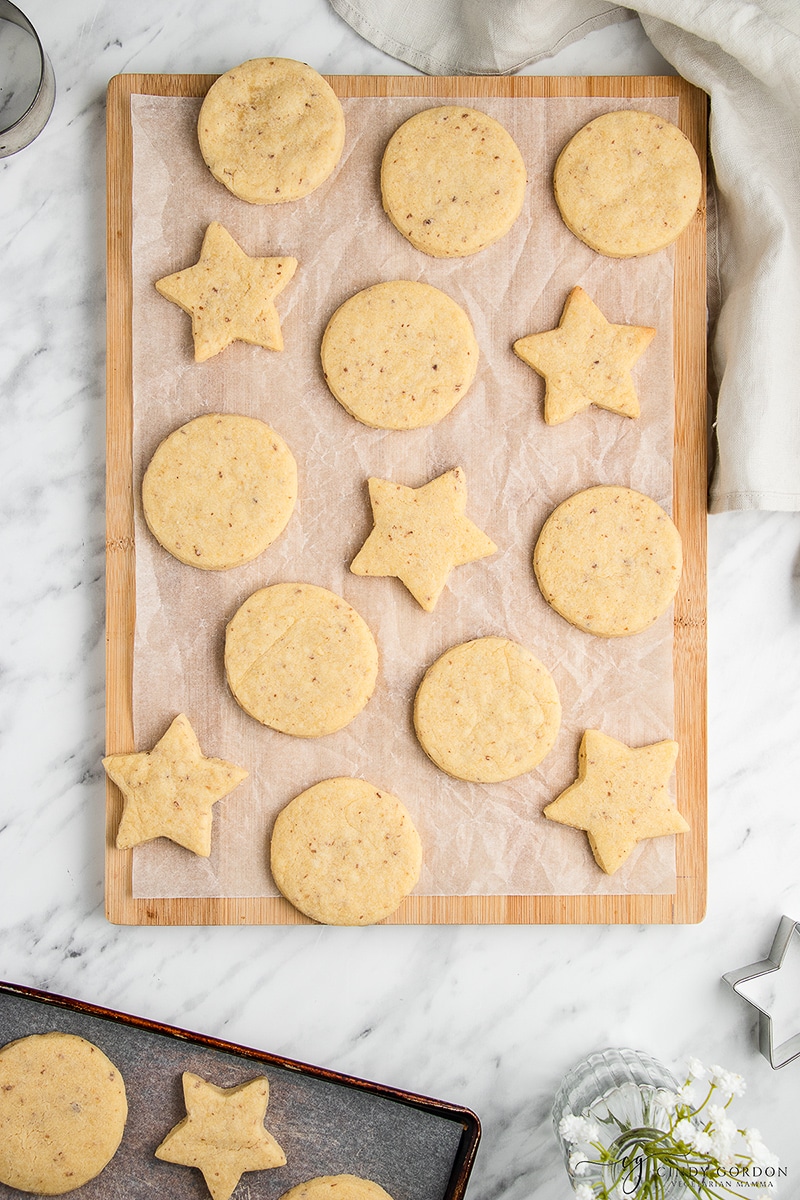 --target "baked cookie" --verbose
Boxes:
[156,1072,285,1200]
[198,57,345,204]
[321,280,478,430]
[381,105,526,257]
[414,636,561,783]
[533,485,682,637]
[513,286,655,424]
[271,777,422,925]
[155,223,297,362]
[279,1178,396,1200]
[543,729,688,874]
[225,584,378,737]
[103,713,248,855]
[553,109,702,257]
[0,1032,127,1195]
[350,467,497,610]
[142,414,297,571]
